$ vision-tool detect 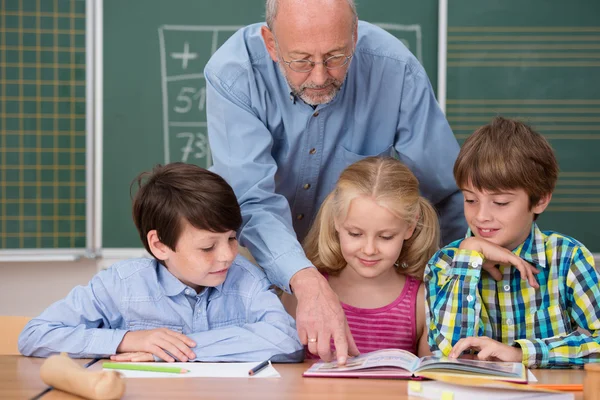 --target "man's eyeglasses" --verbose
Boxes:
[272,33,353,73]
[279,53,354,73]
